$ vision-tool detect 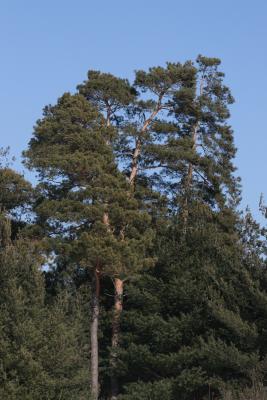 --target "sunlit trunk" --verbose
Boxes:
[110,278,123,399]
